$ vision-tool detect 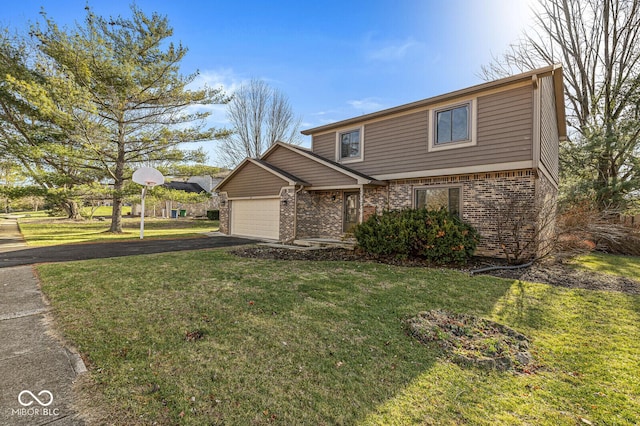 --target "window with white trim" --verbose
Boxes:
[338,128,362,161]
[414,186,461,216]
